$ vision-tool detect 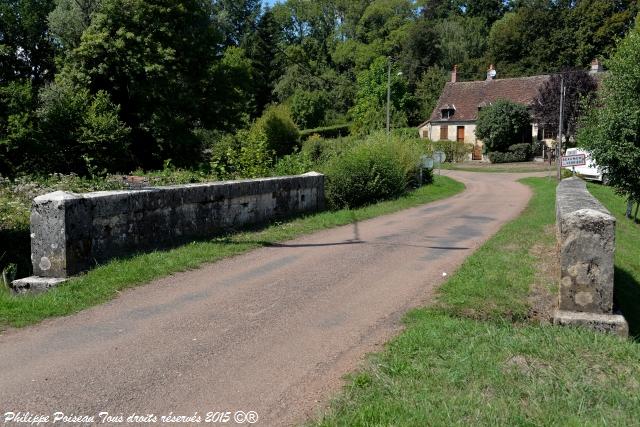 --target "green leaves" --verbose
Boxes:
[578,18,640,203]
[475,100,531,154]
[349,56,412,136]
